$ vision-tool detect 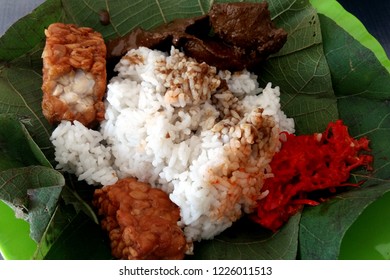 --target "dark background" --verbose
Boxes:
[338,0,390,56]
